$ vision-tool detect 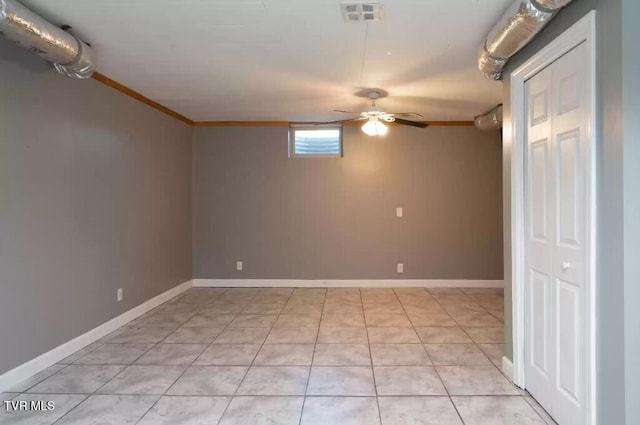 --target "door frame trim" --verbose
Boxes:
[509,10,597,425]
